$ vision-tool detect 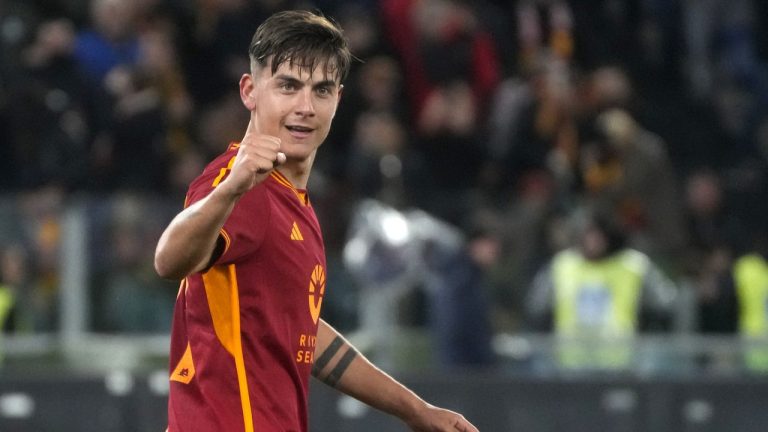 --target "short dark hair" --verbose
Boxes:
[585,210,627,255]
[249,10,351,83]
